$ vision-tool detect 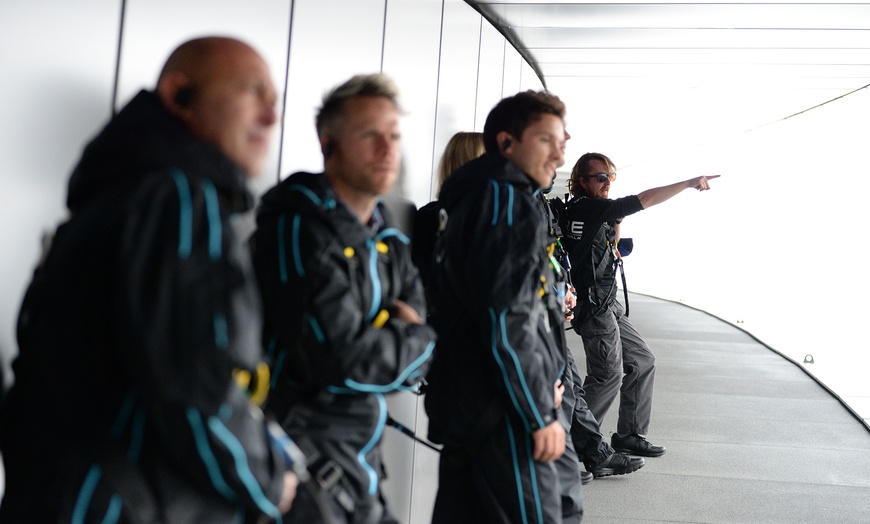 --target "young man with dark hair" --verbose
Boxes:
[425,91,569,523]
[0,37,296,522]
[563,152,718,458]
[251,73,436,524]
